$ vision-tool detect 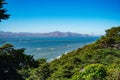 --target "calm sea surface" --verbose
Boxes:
[0,37,99,61]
